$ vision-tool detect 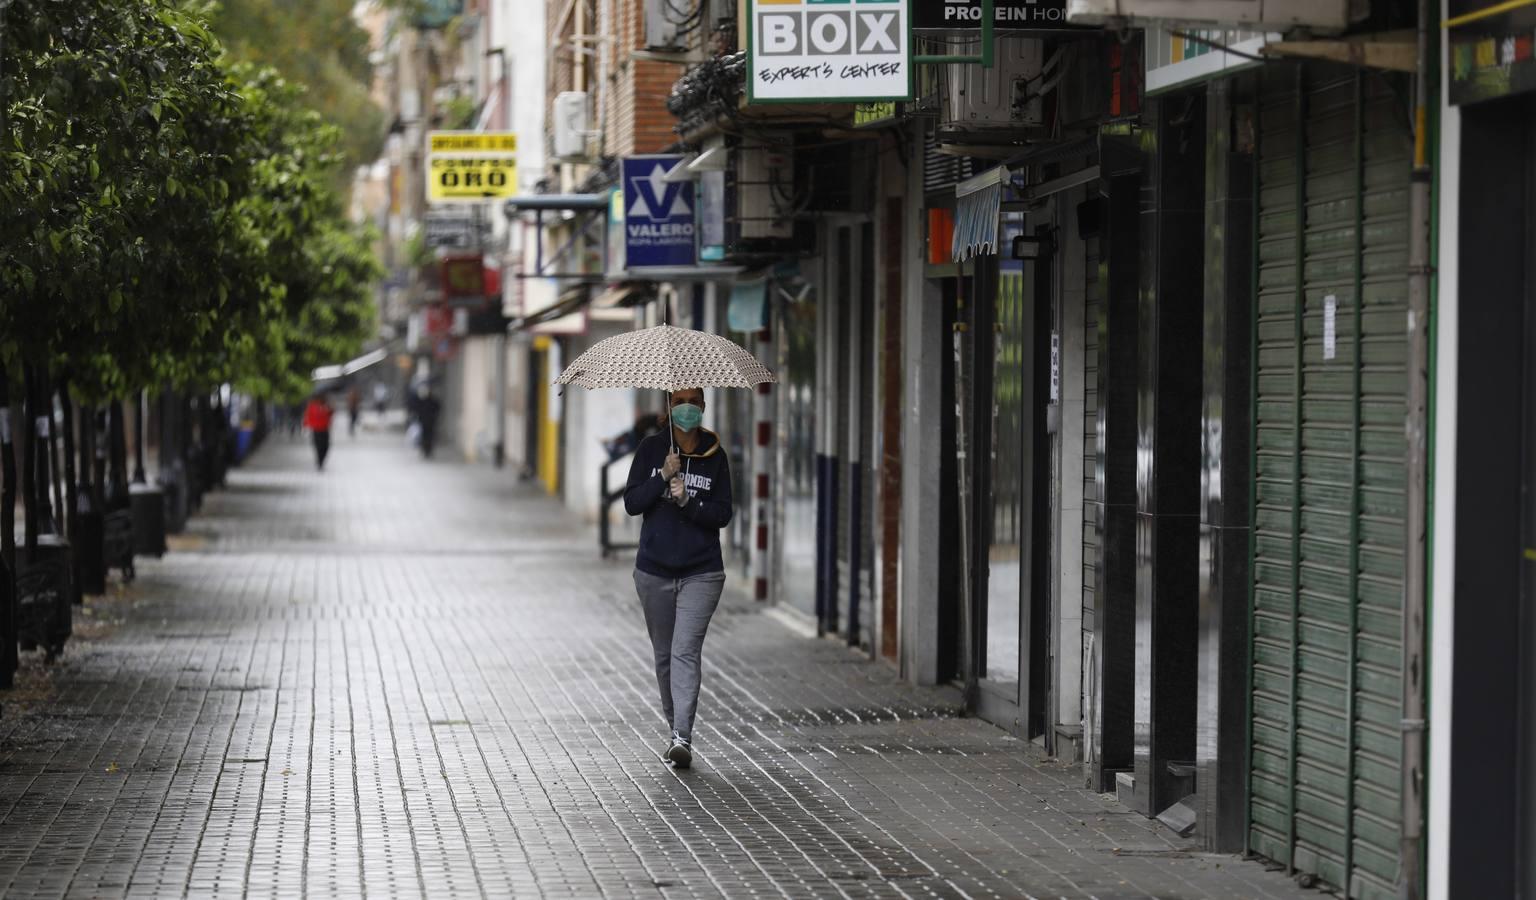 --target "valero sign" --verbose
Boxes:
[427,131,518,204]
[748,0,911,103]
[622,156,696,269]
